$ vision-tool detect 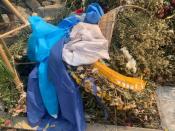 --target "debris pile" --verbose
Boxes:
[0,0,175,130]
